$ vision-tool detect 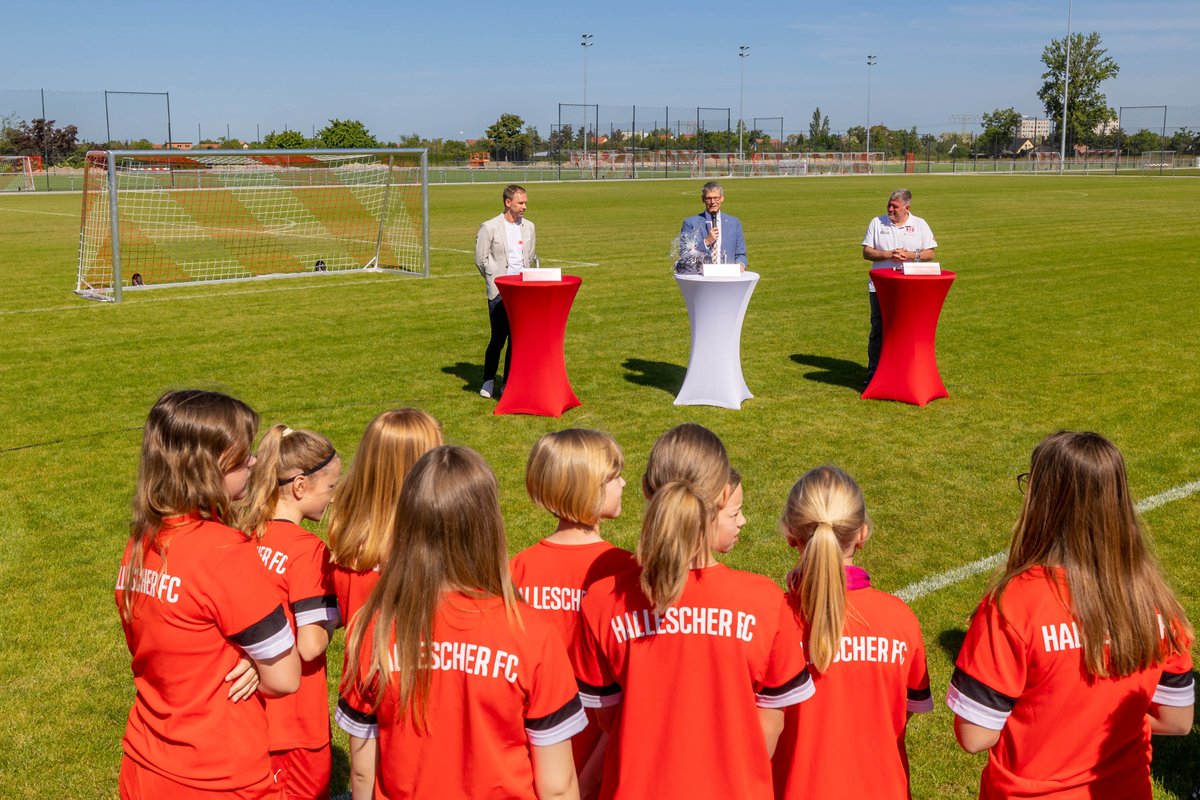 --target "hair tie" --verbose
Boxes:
[278,450,337,486]
[281,427,295,437]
